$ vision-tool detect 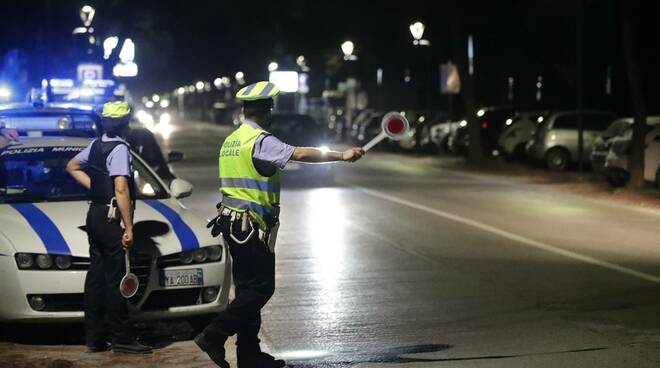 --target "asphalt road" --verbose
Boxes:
[4,118,660,368]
